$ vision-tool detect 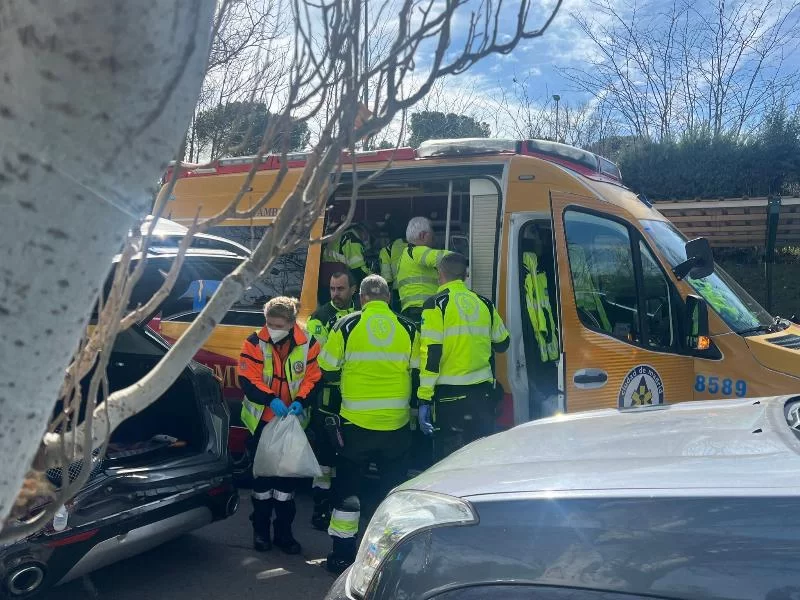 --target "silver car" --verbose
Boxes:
[326,396,800,600]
